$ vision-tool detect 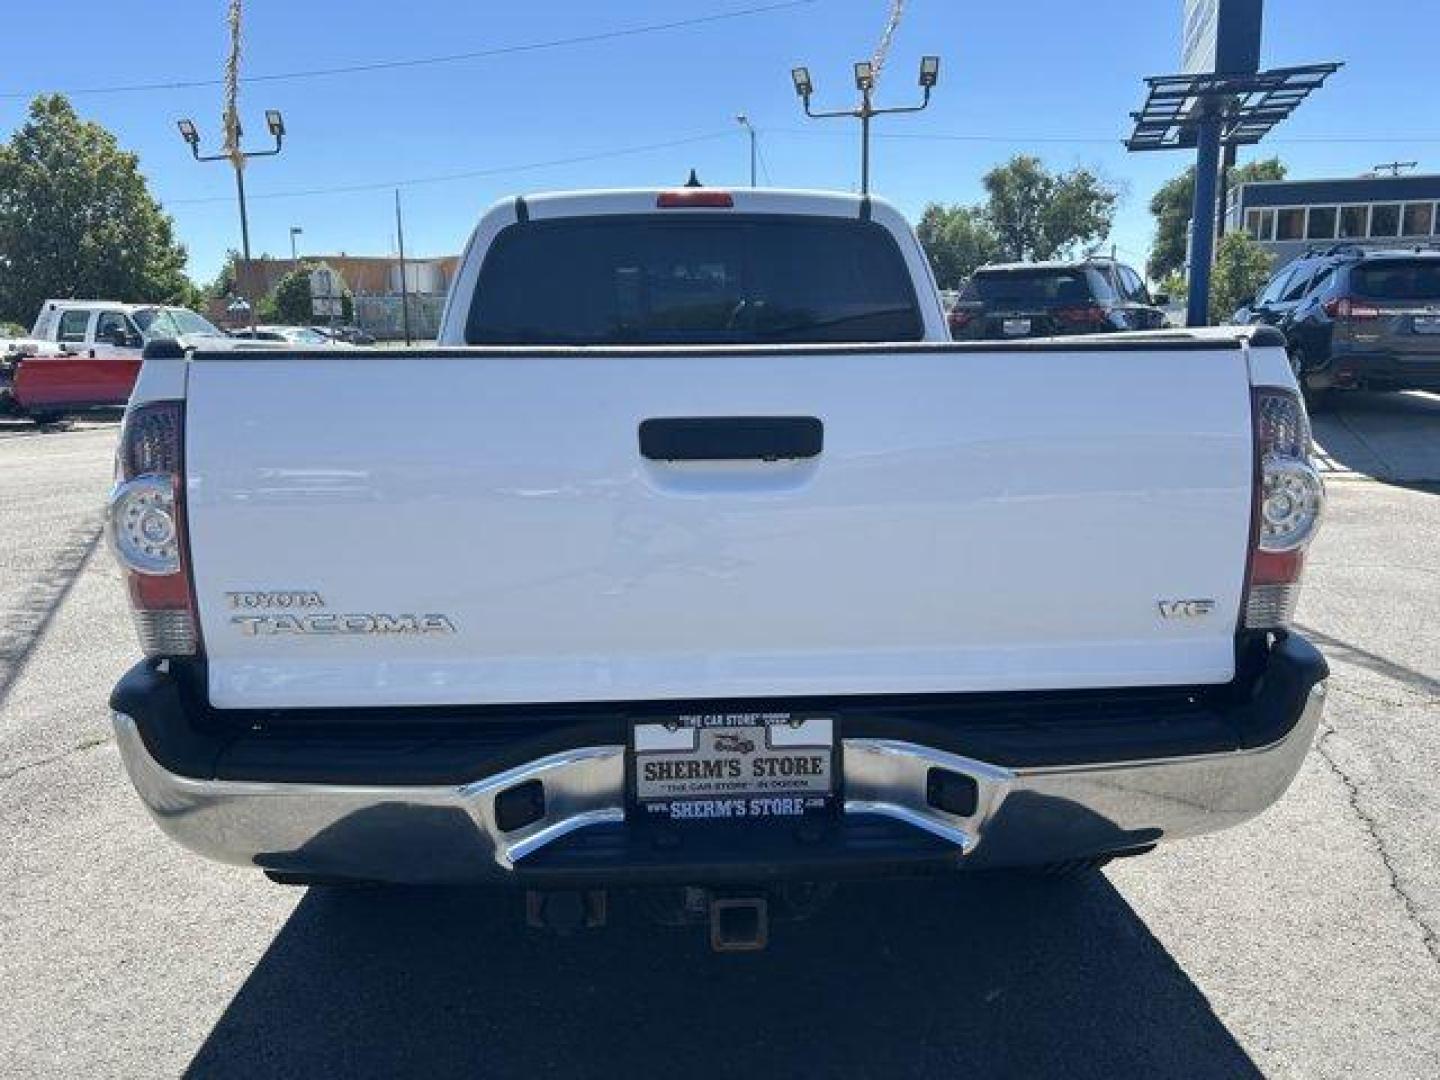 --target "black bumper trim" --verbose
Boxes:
[513,817,963,888]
